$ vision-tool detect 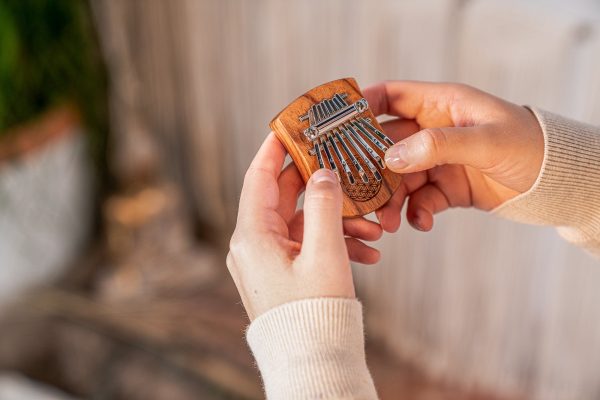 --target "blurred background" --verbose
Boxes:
[1,0,600,399]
